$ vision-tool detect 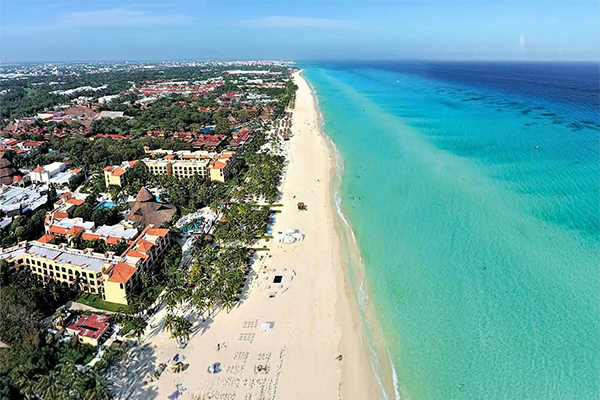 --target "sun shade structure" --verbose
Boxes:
[127,186,176,228]
[0,152,23,186]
